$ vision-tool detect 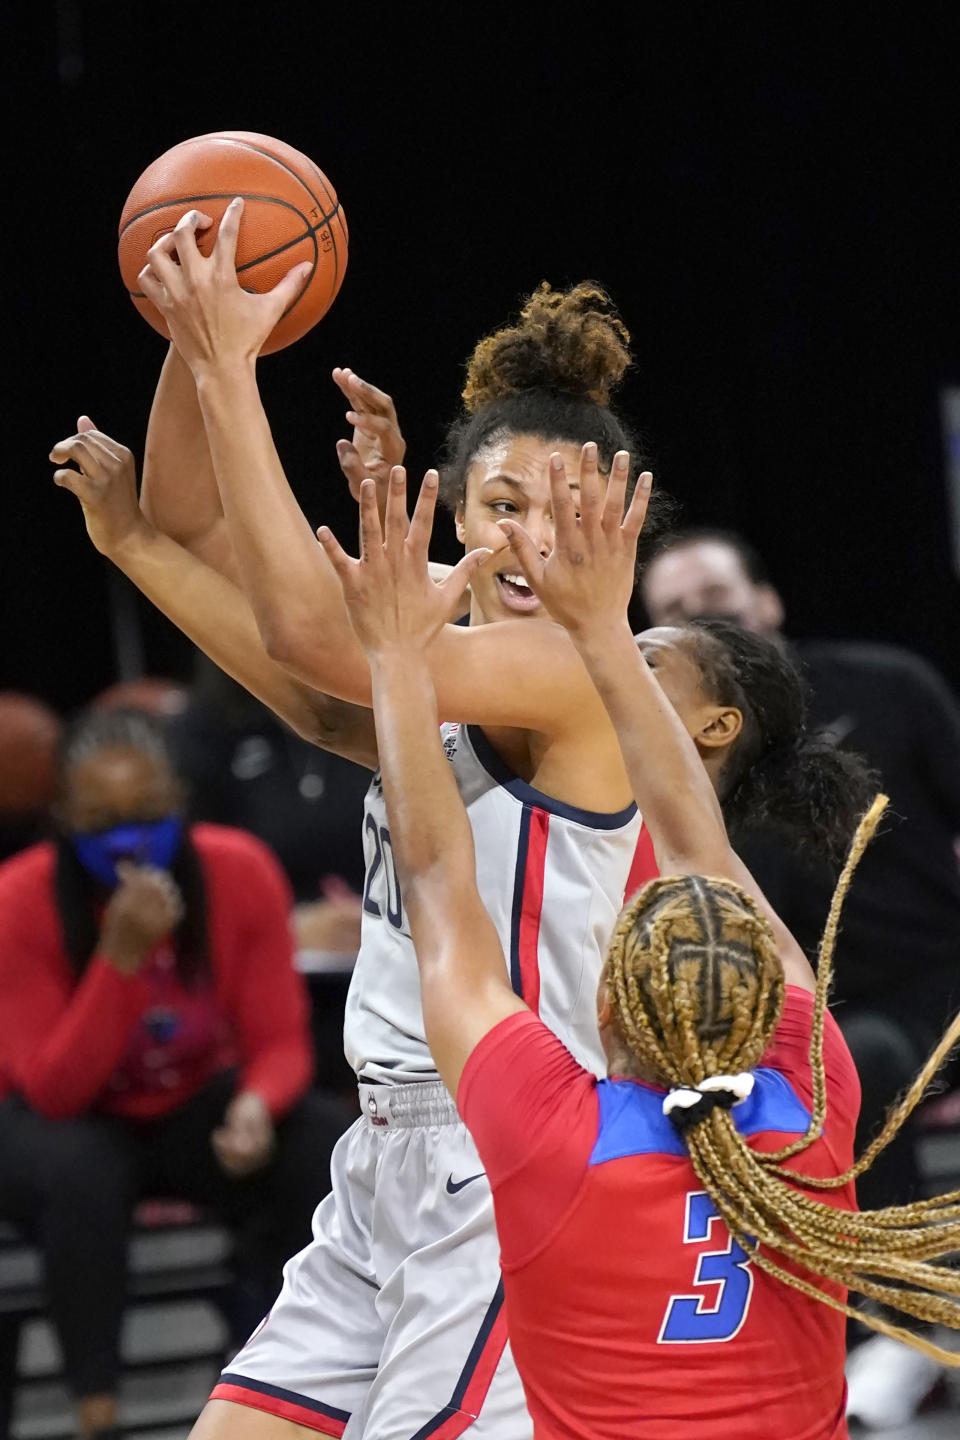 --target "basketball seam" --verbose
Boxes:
[127,226,321,300]
[179,134,342,297]
[119,190,335,243]
[122,194,336,315]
